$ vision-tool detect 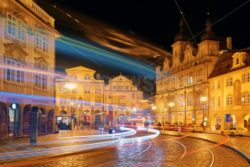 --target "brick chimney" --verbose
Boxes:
[226,37,232,50]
